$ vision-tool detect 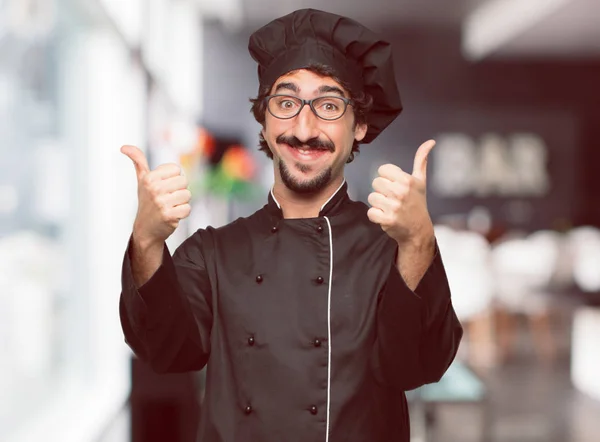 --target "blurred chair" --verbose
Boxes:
[407,226,495,442]
[567,226,600,401]
[490,230,564,364]
[435,225,496,369]
[414,361,492,442]
[568,226,600,293]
